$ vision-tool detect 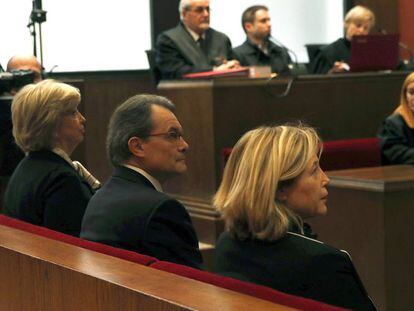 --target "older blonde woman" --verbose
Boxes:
[378,72,414,164]
[311,5,376,74]
[213,125,376,310]
[4,79,99,236]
